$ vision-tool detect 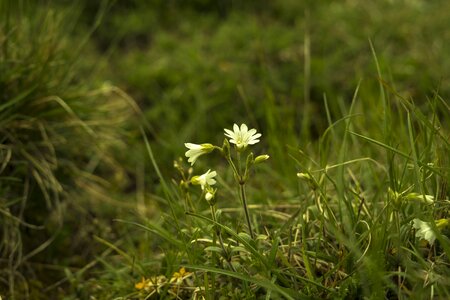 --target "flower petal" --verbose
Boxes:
[247,139,260,145]
[233,124,239,132]
[247,128,257,136]
[240,123,248,133]
[185,143,202,150]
